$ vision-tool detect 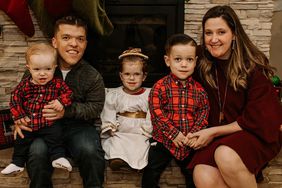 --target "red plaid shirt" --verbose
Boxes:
[10,76,72,131]
[149,73,209,160]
